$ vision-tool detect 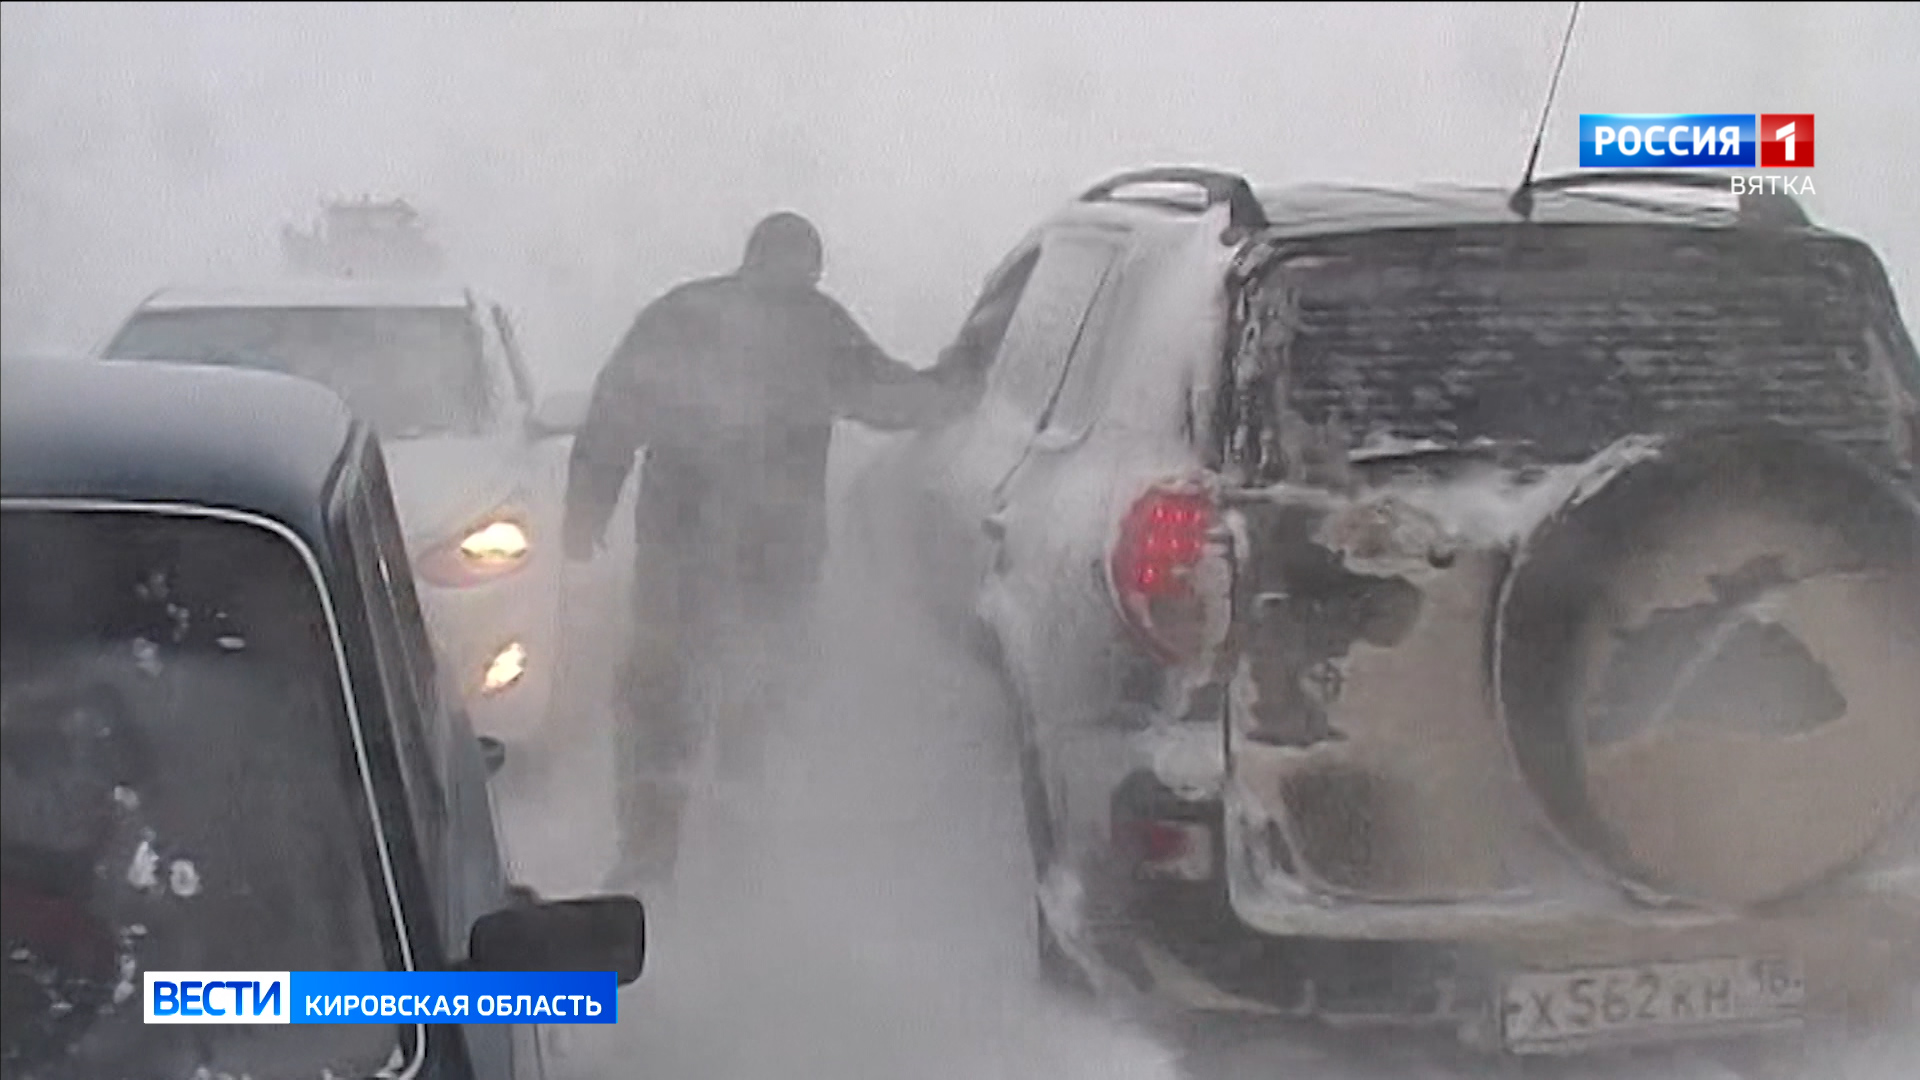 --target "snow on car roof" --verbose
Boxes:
[139,279,474,312]
[1065,171,1826,246]
[1248,179,1803,240]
